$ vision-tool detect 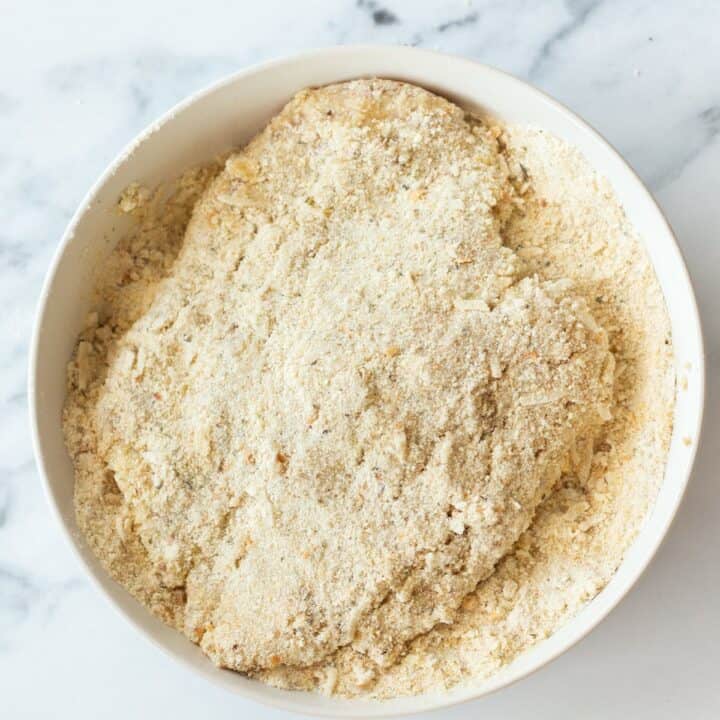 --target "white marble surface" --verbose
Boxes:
[2,1,719,717]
